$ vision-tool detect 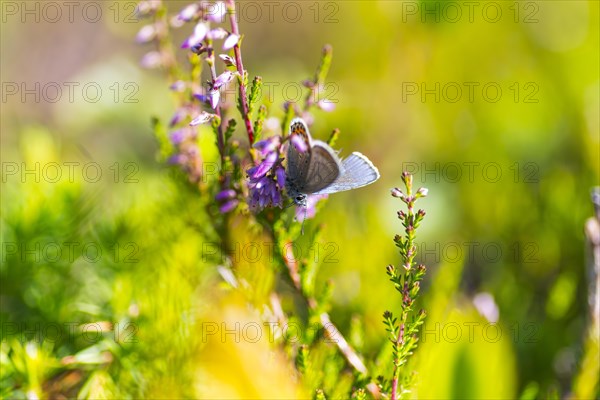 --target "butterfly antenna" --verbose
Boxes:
[301,206,307,235]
